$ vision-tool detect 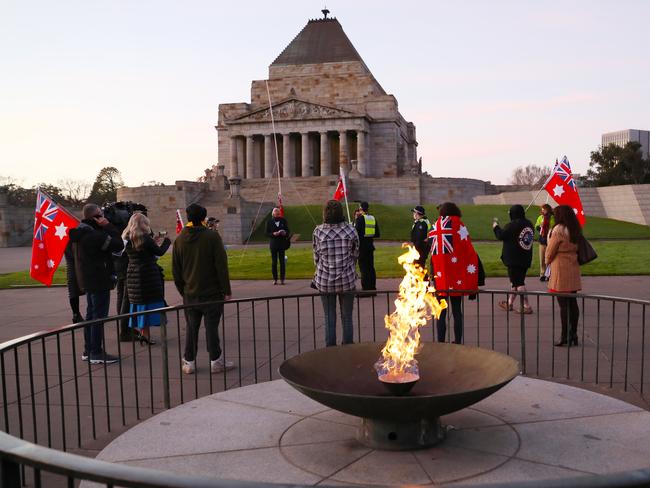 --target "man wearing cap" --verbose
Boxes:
[172,203,235,375]
[410,205,431,272]
[354,201,380,294]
